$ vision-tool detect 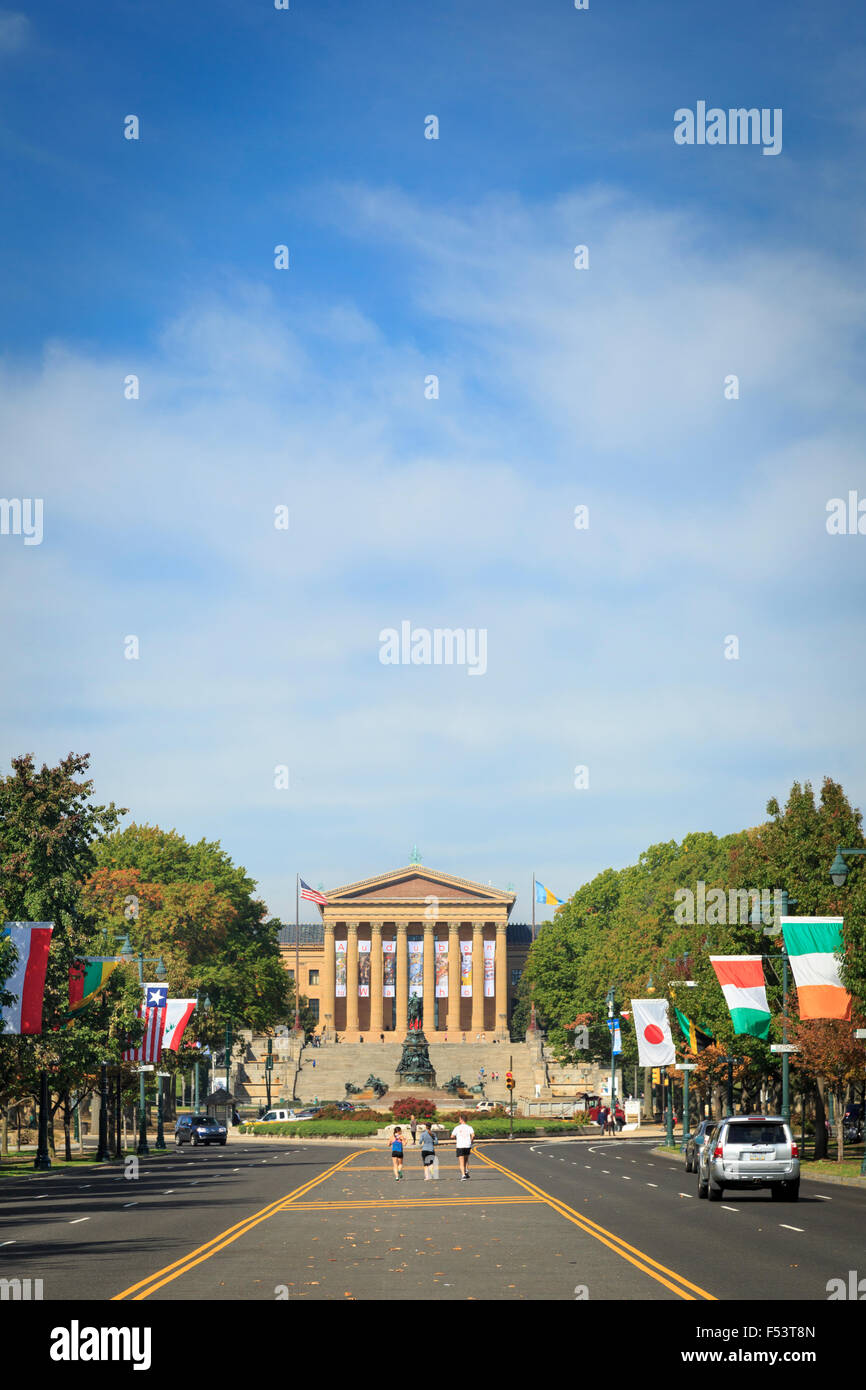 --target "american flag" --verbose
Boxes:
[300,878,328,906]
[122,983,168,1063]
